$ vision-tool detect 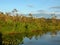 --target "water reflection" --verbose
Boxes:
[50,31,57,37]
[2,30,60,45]
[23,31,60,45]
